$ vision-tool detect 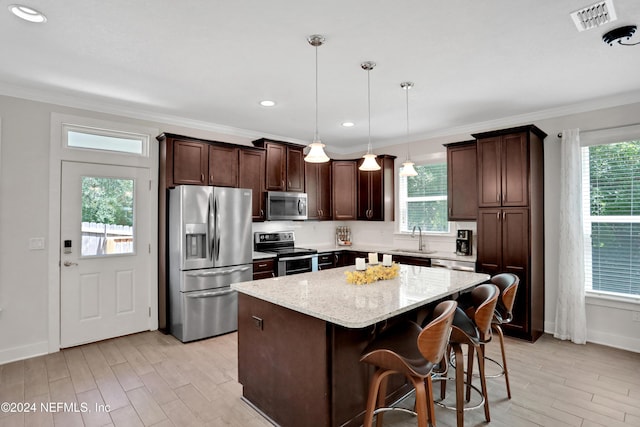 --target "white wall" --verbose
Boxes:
[1,94,639,365]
